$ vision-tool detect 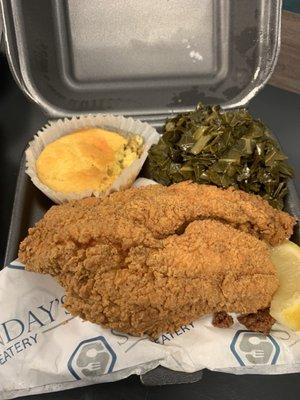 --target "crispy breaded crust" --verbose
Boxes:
[19,182,296,336]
